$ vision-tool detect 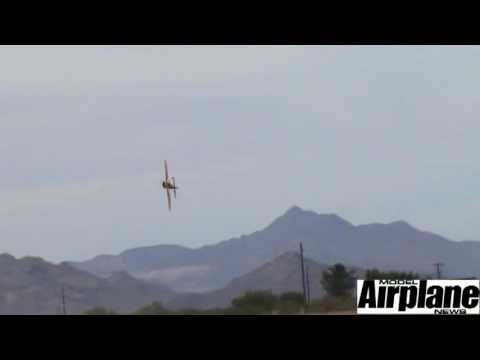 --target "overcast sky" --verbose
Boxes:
[1,45,480,262]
